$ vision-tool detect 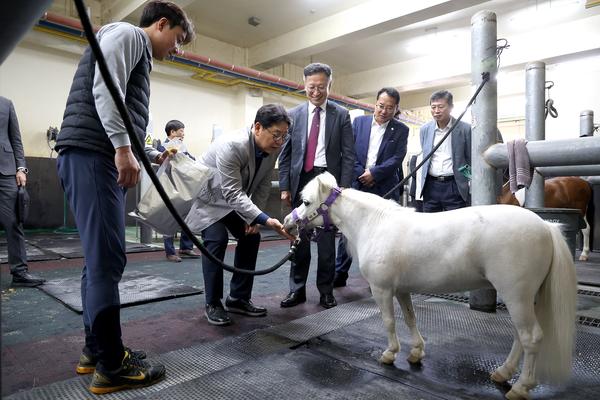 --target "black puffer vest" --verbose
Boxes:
[56,44,151,157]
